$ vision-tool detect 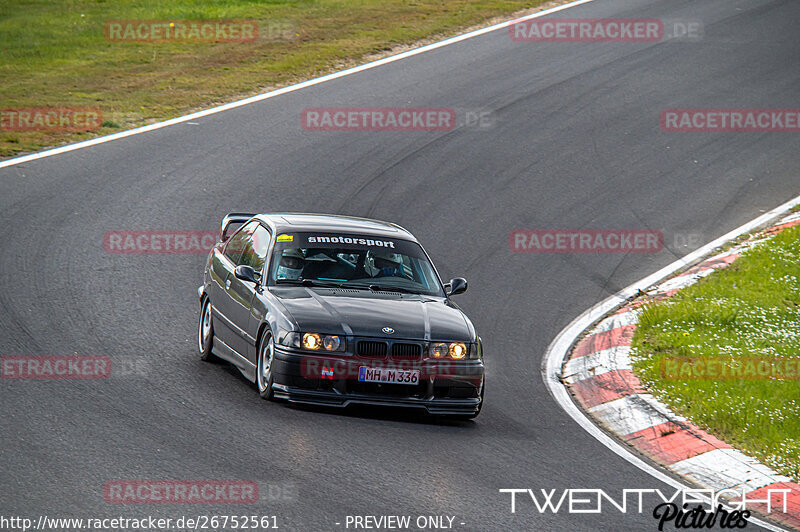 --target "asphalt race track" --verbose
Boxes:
[1,0,799,530]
